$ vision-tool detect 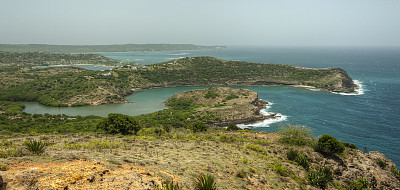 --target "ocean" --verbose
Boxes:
[24,46,400,167]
